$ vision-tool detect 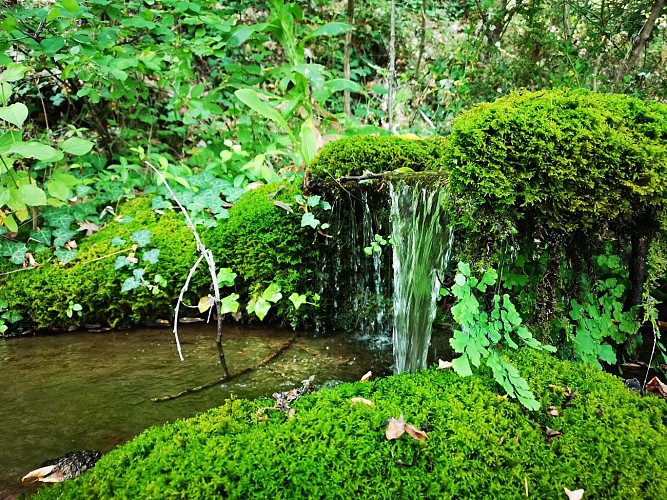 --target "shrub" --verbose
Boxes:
[35,349,667,499]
